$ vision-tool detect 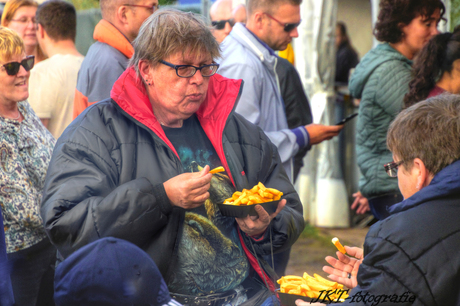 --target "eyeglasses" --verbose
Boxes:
[10,17,36,25]
[159,60,219,78]
[211,19,235,30]
[383,160,404,177]
[1,56,35,76]
[264,13,301,32]
[123,3,158,13]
